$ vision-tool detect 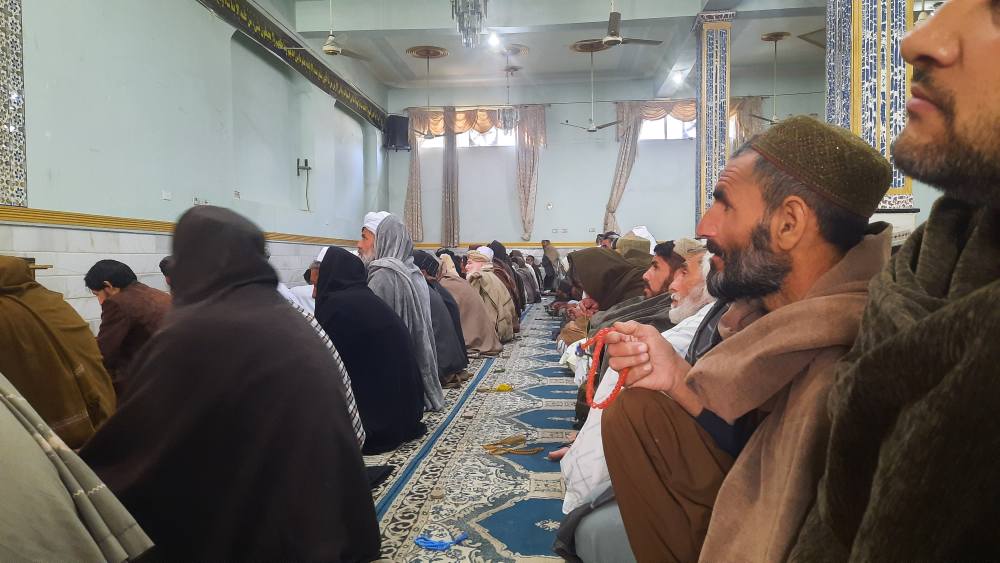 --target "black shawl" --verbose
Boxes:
[413,251,468,361]
[316,246,426,455]
[81,206,380,562]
